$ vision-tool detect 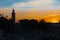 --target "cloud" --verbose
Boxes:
[0,0,32,8]
[2,0,60,10]
[10,0,53,10]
